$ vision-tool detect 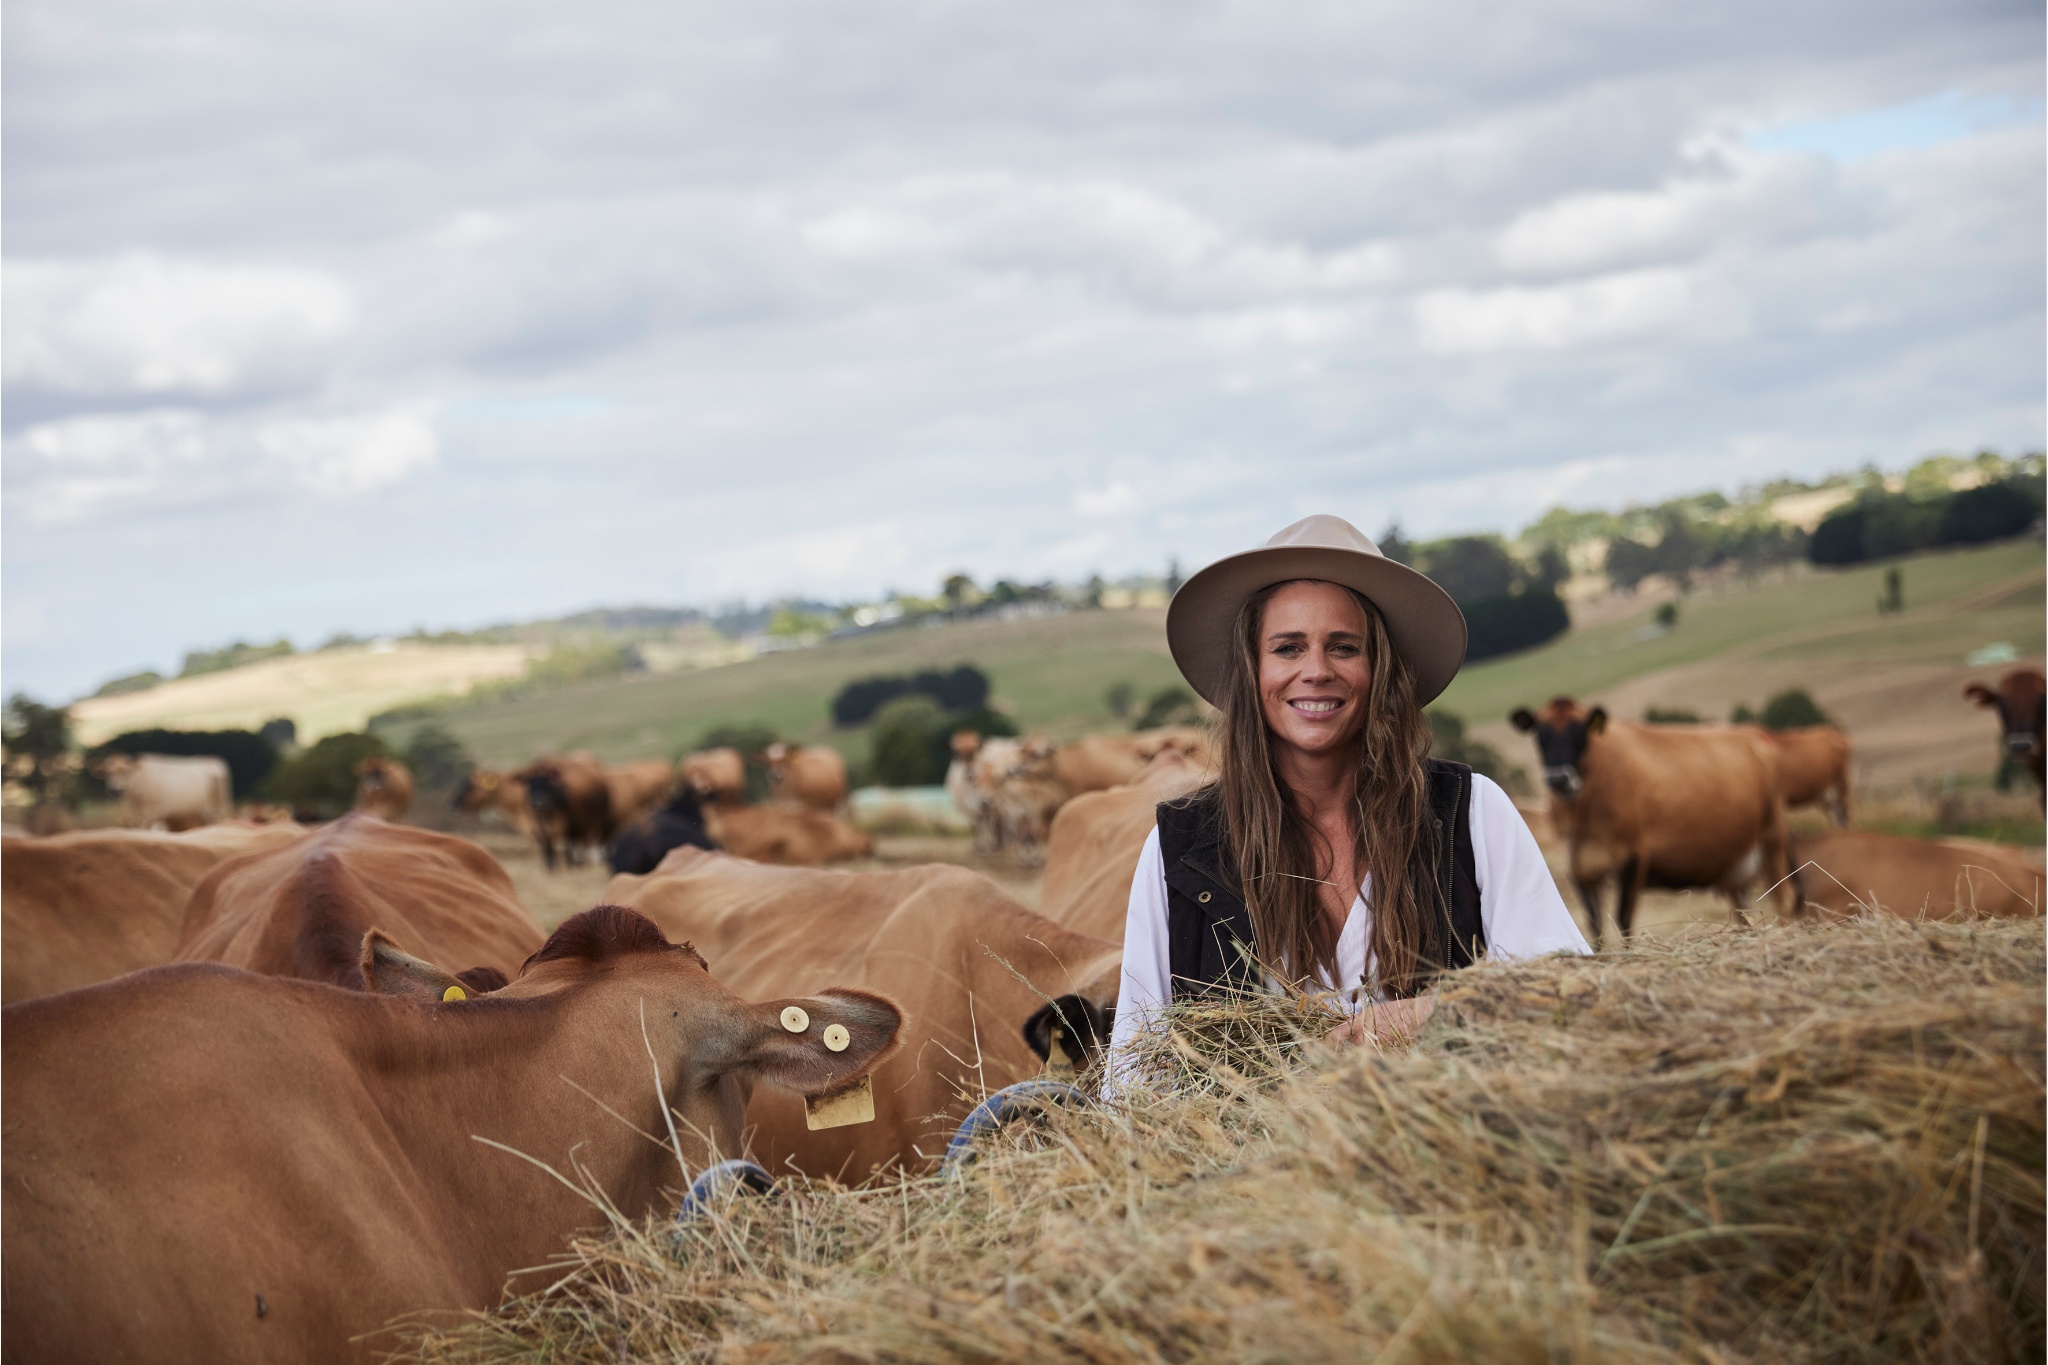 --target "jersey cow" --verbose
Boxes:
[679,746,748,803]
[764,743,849,812]
[515,752,614,868]
[1790,829,2042,922]
[3,906,901,1365]
[703,803,873,865]
[97,752,232,830]
[451,768,536,838]
[352,755,414,821]
[1038,751,1211,943]
[603,758,678,830]
[606,848,1121,1180]
[609,782,719,875]
[175,812,543,991]
[1511,698,1791,944]
[1745,724,1852,825]
[1,823,305,1004]
[1964,667,2046,807]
